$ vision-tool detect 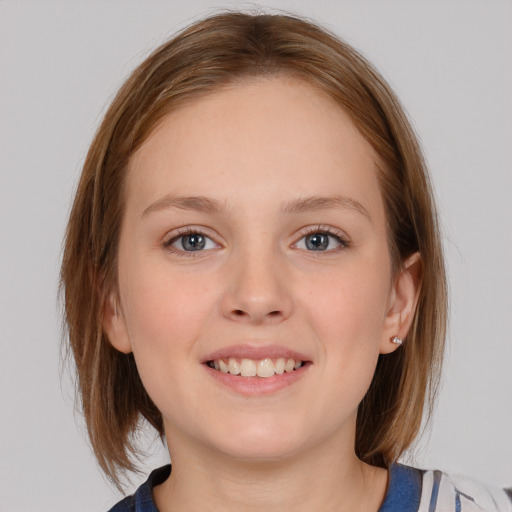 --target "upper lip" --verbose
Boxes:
[202,344,311,363]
